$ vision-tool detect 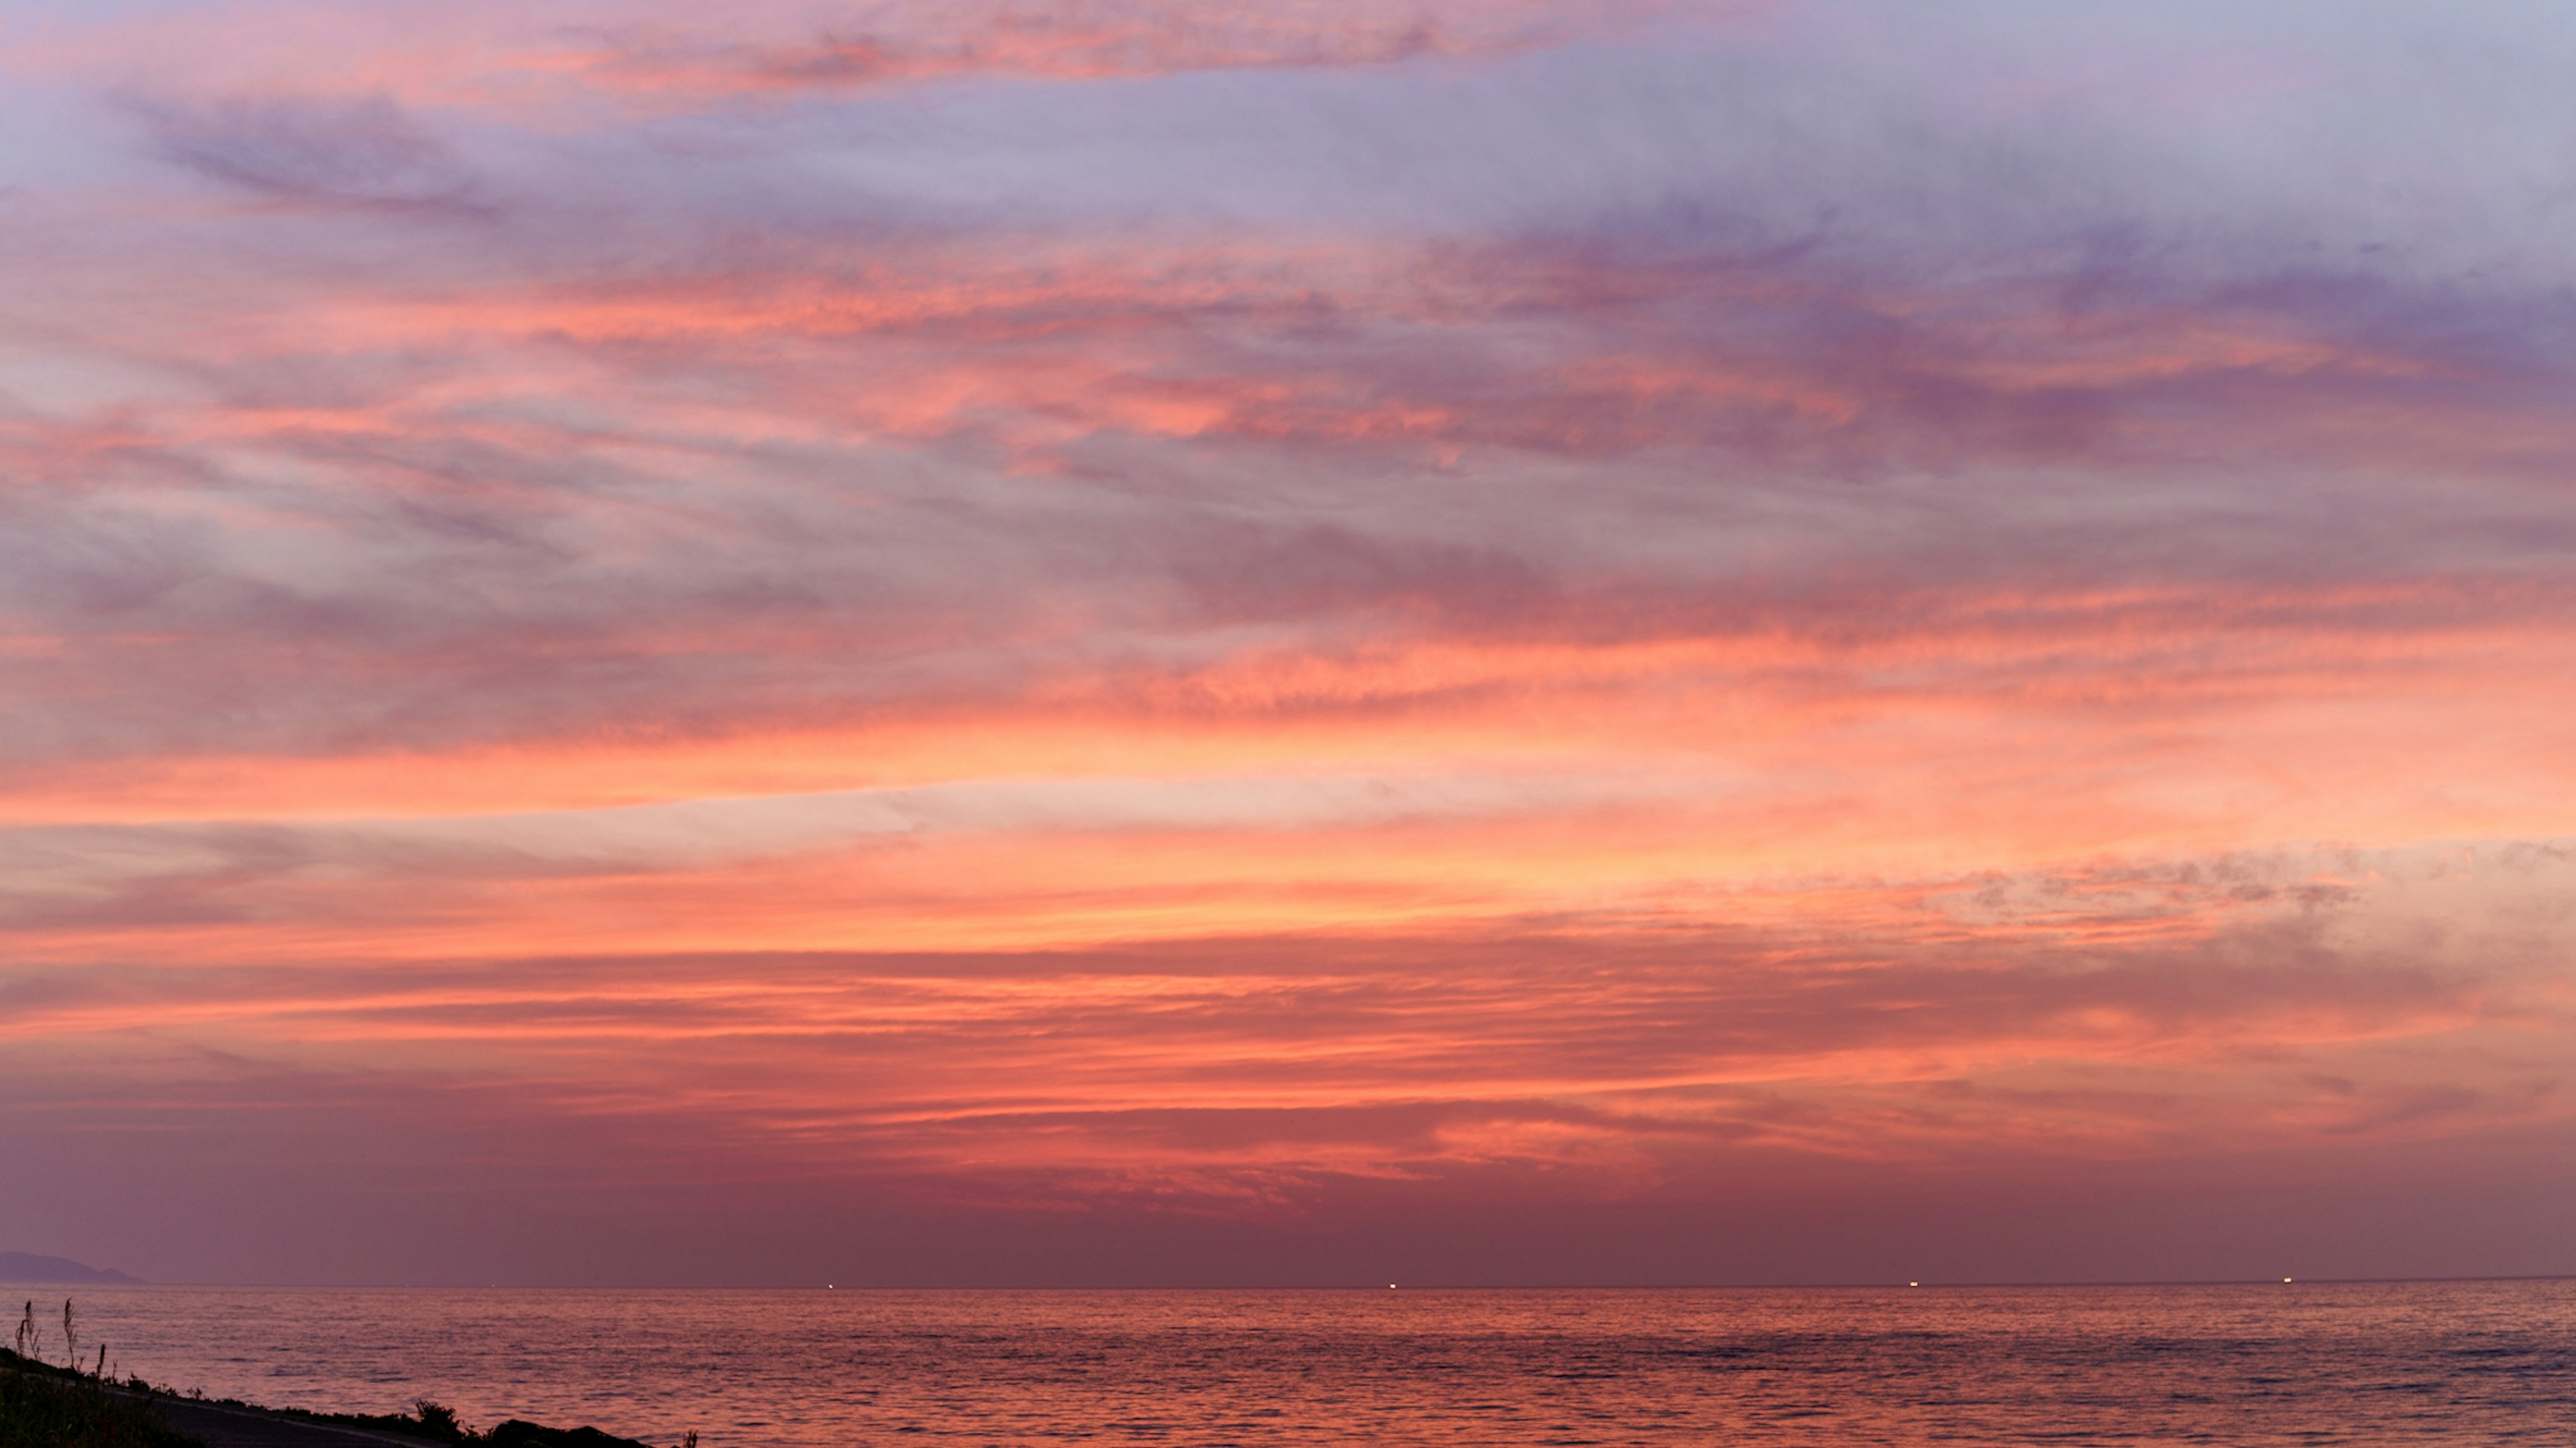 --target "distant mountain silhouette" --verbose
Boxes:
[0,1252,141,1284]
